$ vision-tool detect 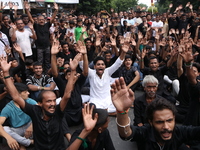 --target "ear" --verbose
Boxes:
[38,102,42,107]
[97,127,102,133]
